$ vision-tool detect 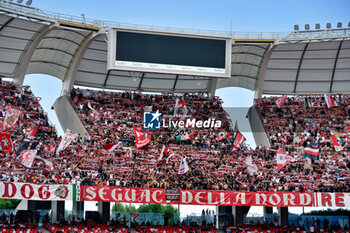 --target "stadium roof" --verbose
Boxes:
[0,0,349,95]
